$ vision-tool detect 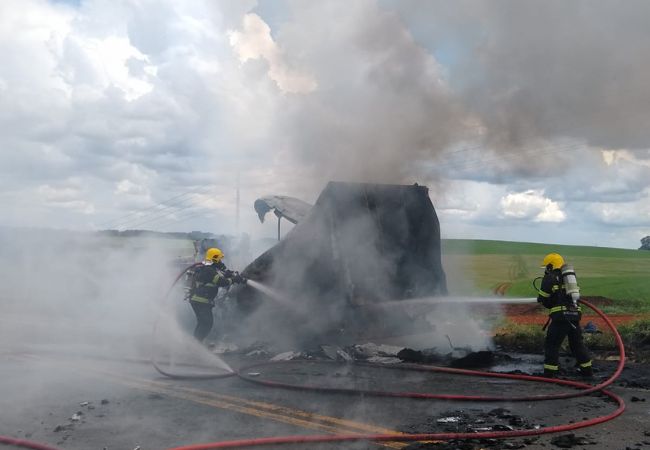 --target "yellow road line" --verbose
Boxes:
[19,354,412,449]
[93,369,409,449]
[88,367,400,434]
